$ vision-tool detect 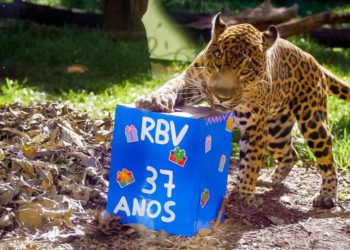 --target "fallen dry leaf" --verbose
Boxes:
[67,65,88,74]
[0,211,15,229]
[17,205,45,229]
[266,215,285,225]
[0,184,15,206]
[1,127,31,140]
[0,148,5,160]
